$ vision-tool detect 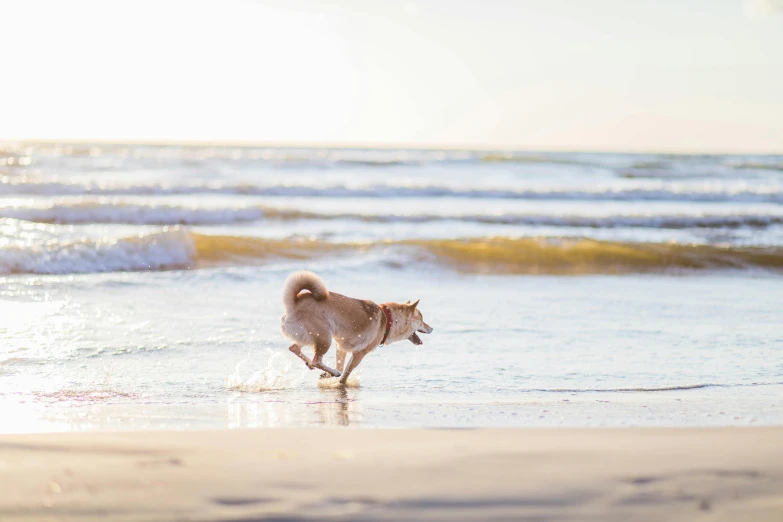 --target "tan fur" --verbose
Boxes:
[280,271,433,384]
[282,271,328,313]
